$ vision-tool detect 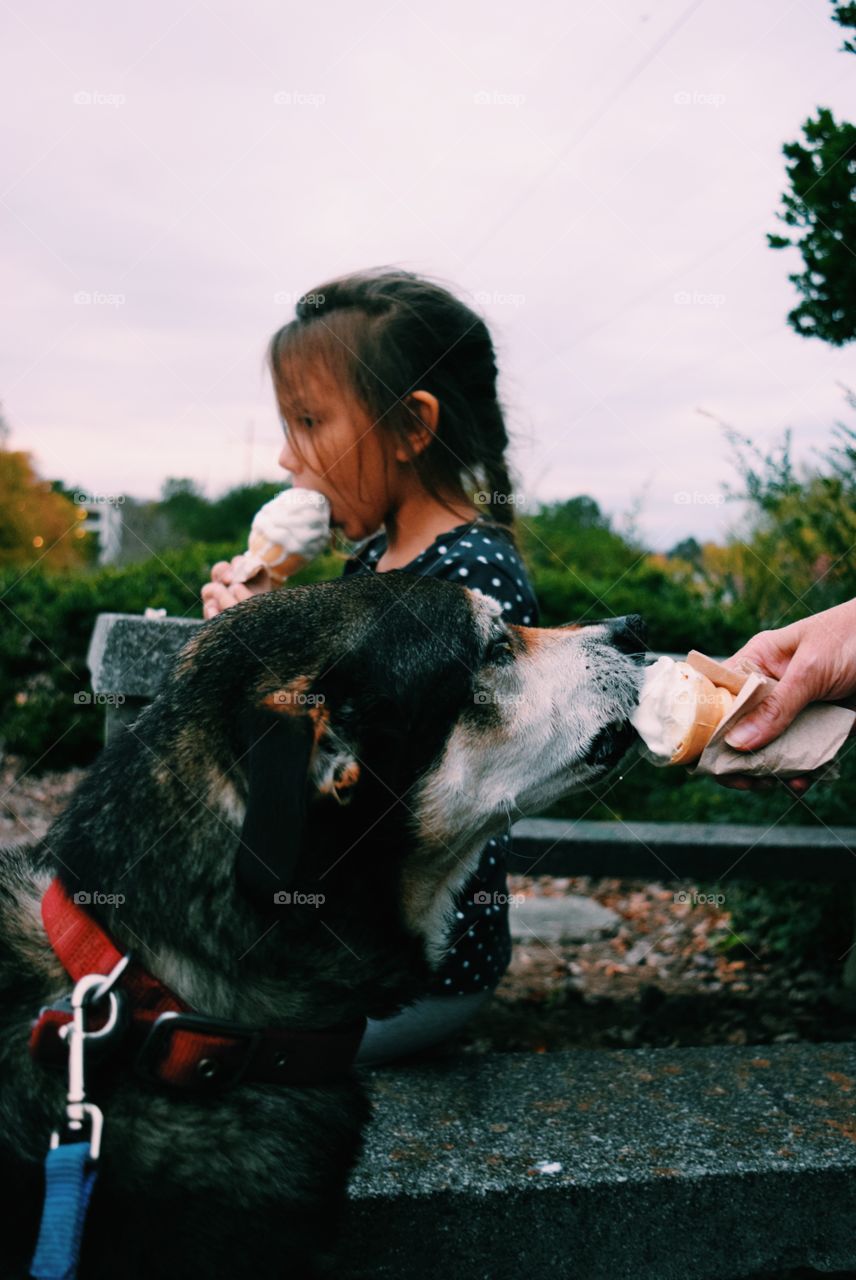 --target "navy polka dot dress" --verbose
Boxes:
[341,514,540,996]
